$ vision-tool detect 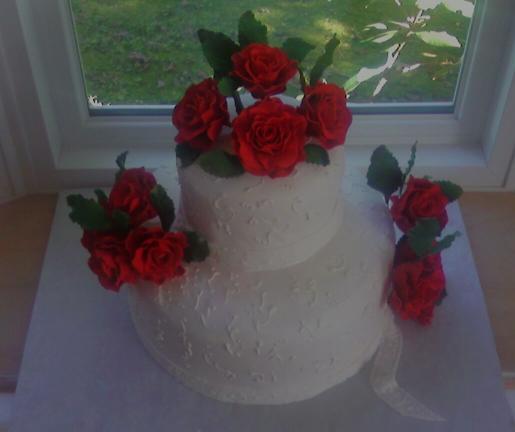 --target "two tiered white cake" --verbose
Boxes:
[129,147,395,404]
